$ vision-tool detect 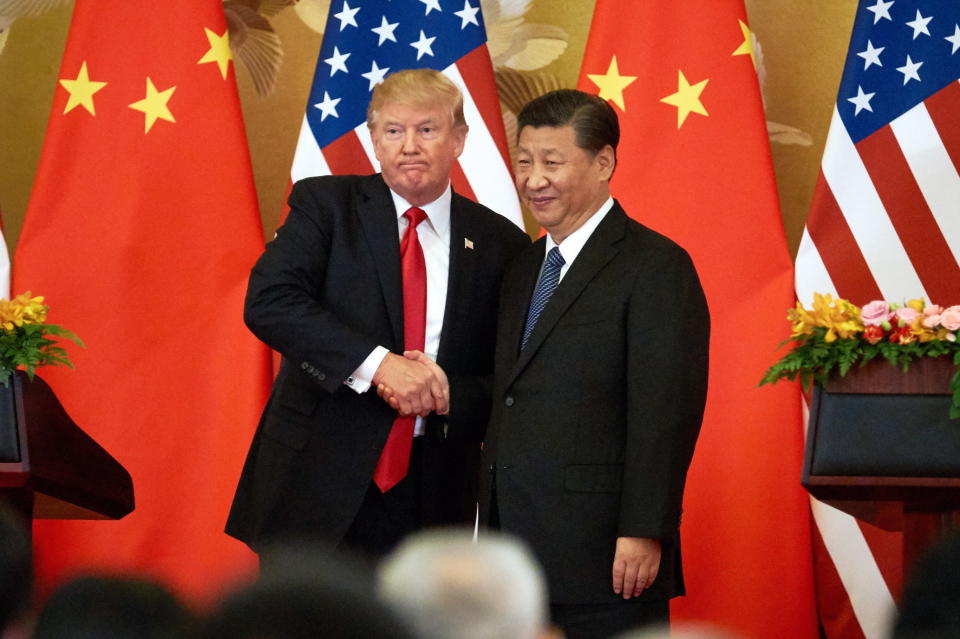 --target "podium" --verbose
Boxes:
[803,356,960,571]
[0,371,134,527]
